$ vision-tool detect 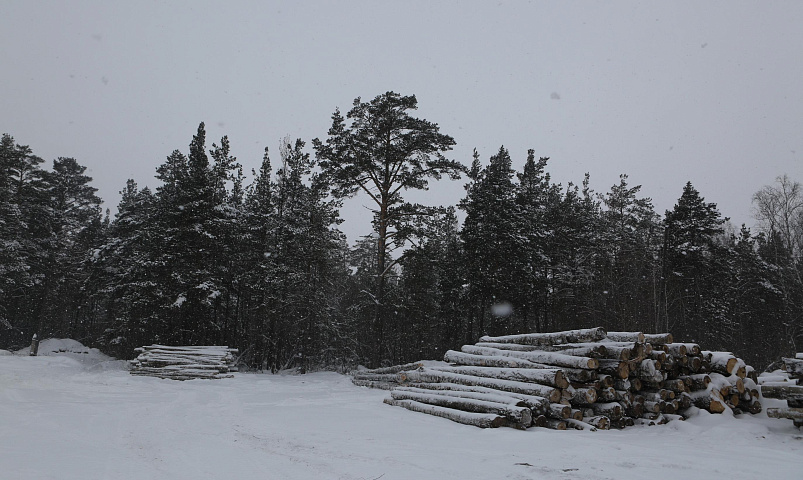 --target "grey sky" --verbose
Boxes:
[2,1,801,242]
